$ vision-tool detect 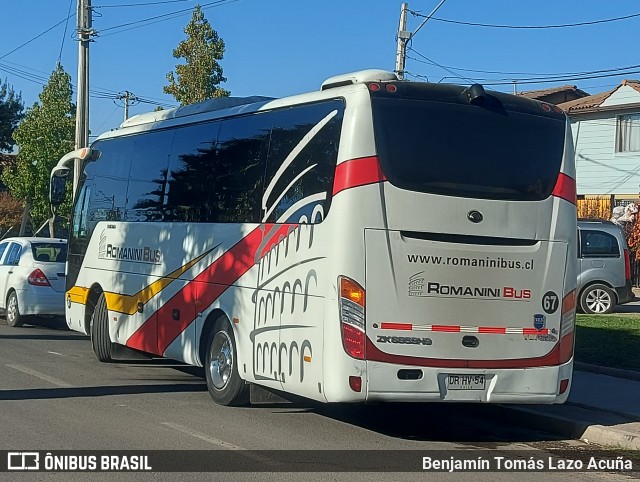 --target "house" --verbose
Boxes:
[558,80,640,204]
[518,84,590,105]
